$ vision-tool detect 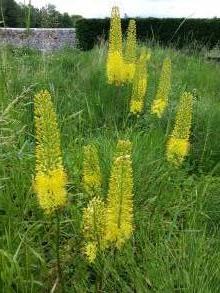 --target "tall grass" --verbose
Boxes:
[1,44,220,291]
